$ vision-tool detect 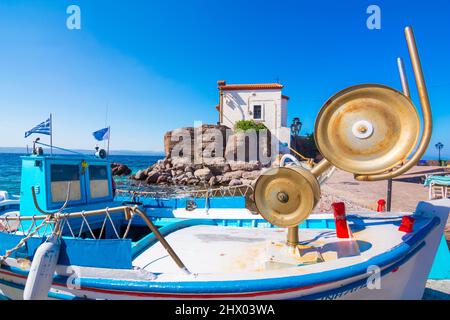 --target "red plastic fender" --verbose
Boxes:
[332,202,351,239]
